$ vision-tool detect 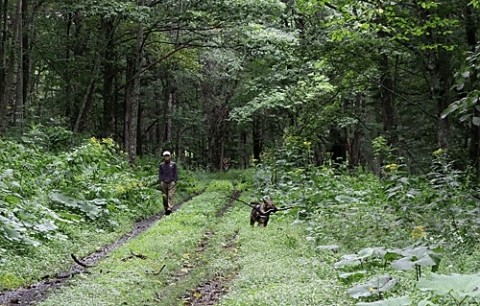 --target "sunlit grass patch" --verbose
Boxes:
[38,182,234,306]
[217,210,343,306]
